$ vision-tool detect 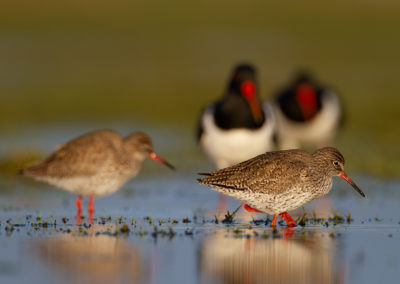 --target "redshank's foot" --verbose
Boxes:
[243,204,264,213]
[270,214,278,227]
[279,212,297,227]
